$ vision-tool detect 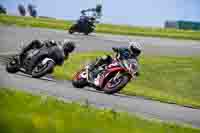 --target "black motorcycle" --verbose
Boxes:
[6,46,56,78]
[68,15,97,35]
